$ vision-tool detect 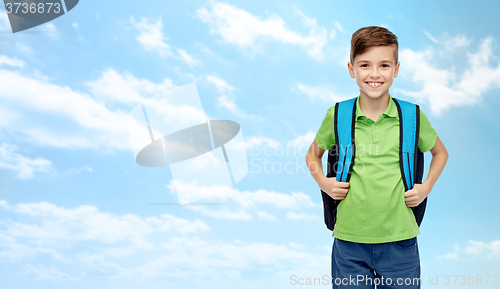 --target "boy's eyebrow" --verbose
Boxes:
[358,59,393,63]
